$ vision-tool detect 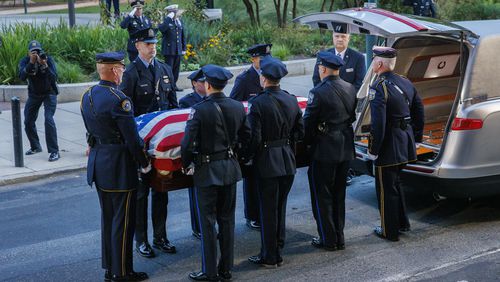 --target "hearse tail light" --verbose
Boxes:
[451,118,483,131]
